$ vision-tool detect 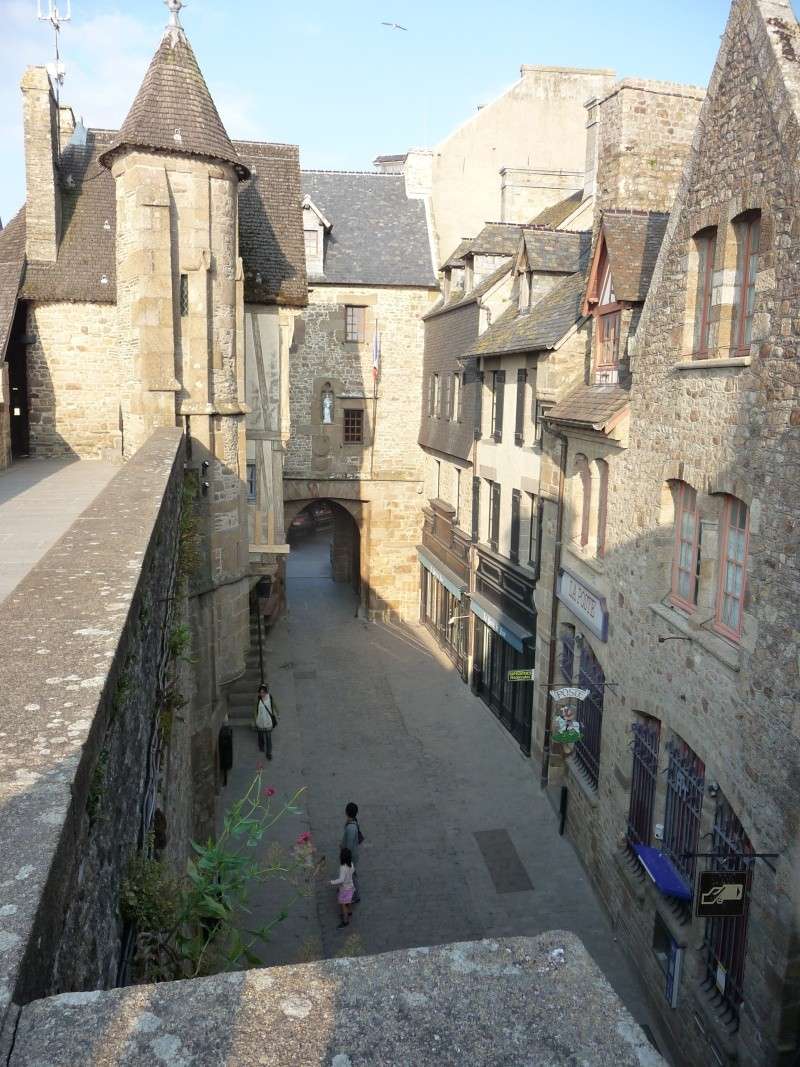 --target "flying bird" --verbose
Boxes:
[381,21,408,30]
